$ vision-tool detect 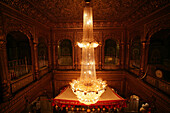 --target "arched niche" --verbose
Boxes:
[6,31,32,80]
[147,29,170,82]
[58,39,73,66]
[129,36,141,75]
[38,37,48,69]
[104,39,119,65]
